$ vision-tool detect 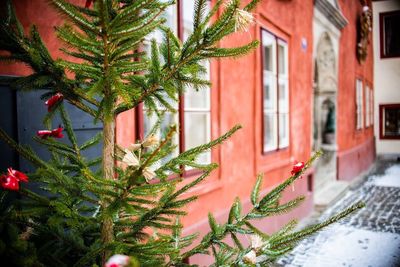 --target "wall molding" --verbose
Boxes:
[315,0,348,30]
